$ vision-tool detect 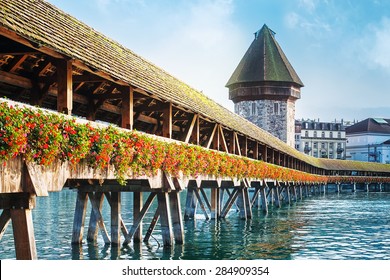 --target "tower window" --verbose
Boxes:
[273,102,280,115]
[251,102,257,115]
